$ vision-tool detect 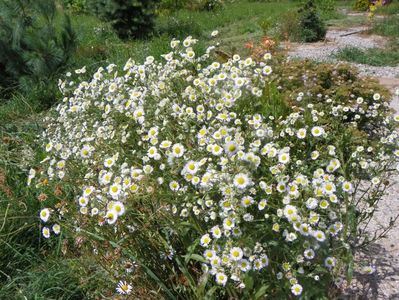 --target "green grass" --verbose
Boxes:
[69,0,349,67]
[326,14,369,27]
[0,259,86,300]
[373,15,399,37]
[331,5,399,67]
[69,0,299,67]
[375,2,399,15]
[0,108,100,299]
[334,46,399,67]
